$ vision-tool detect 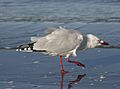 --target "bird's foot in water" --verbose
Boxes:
[73,61,85,67]
[61,69,70,75]
[66,58,85,68]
